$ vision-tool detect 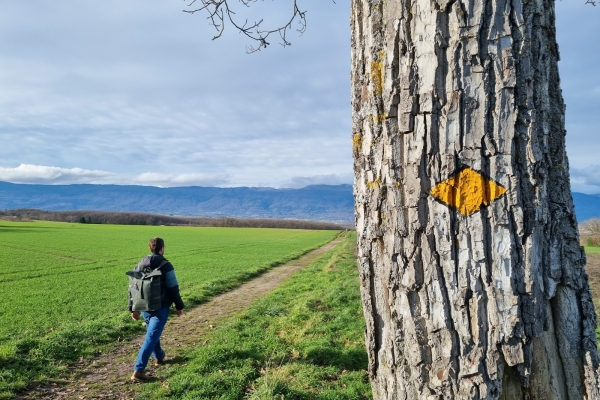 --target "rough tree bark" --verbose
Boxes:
[350,0,600,398]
